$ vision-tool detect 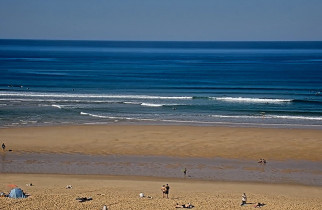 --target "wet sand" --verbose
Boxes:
[1,153,321,186]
